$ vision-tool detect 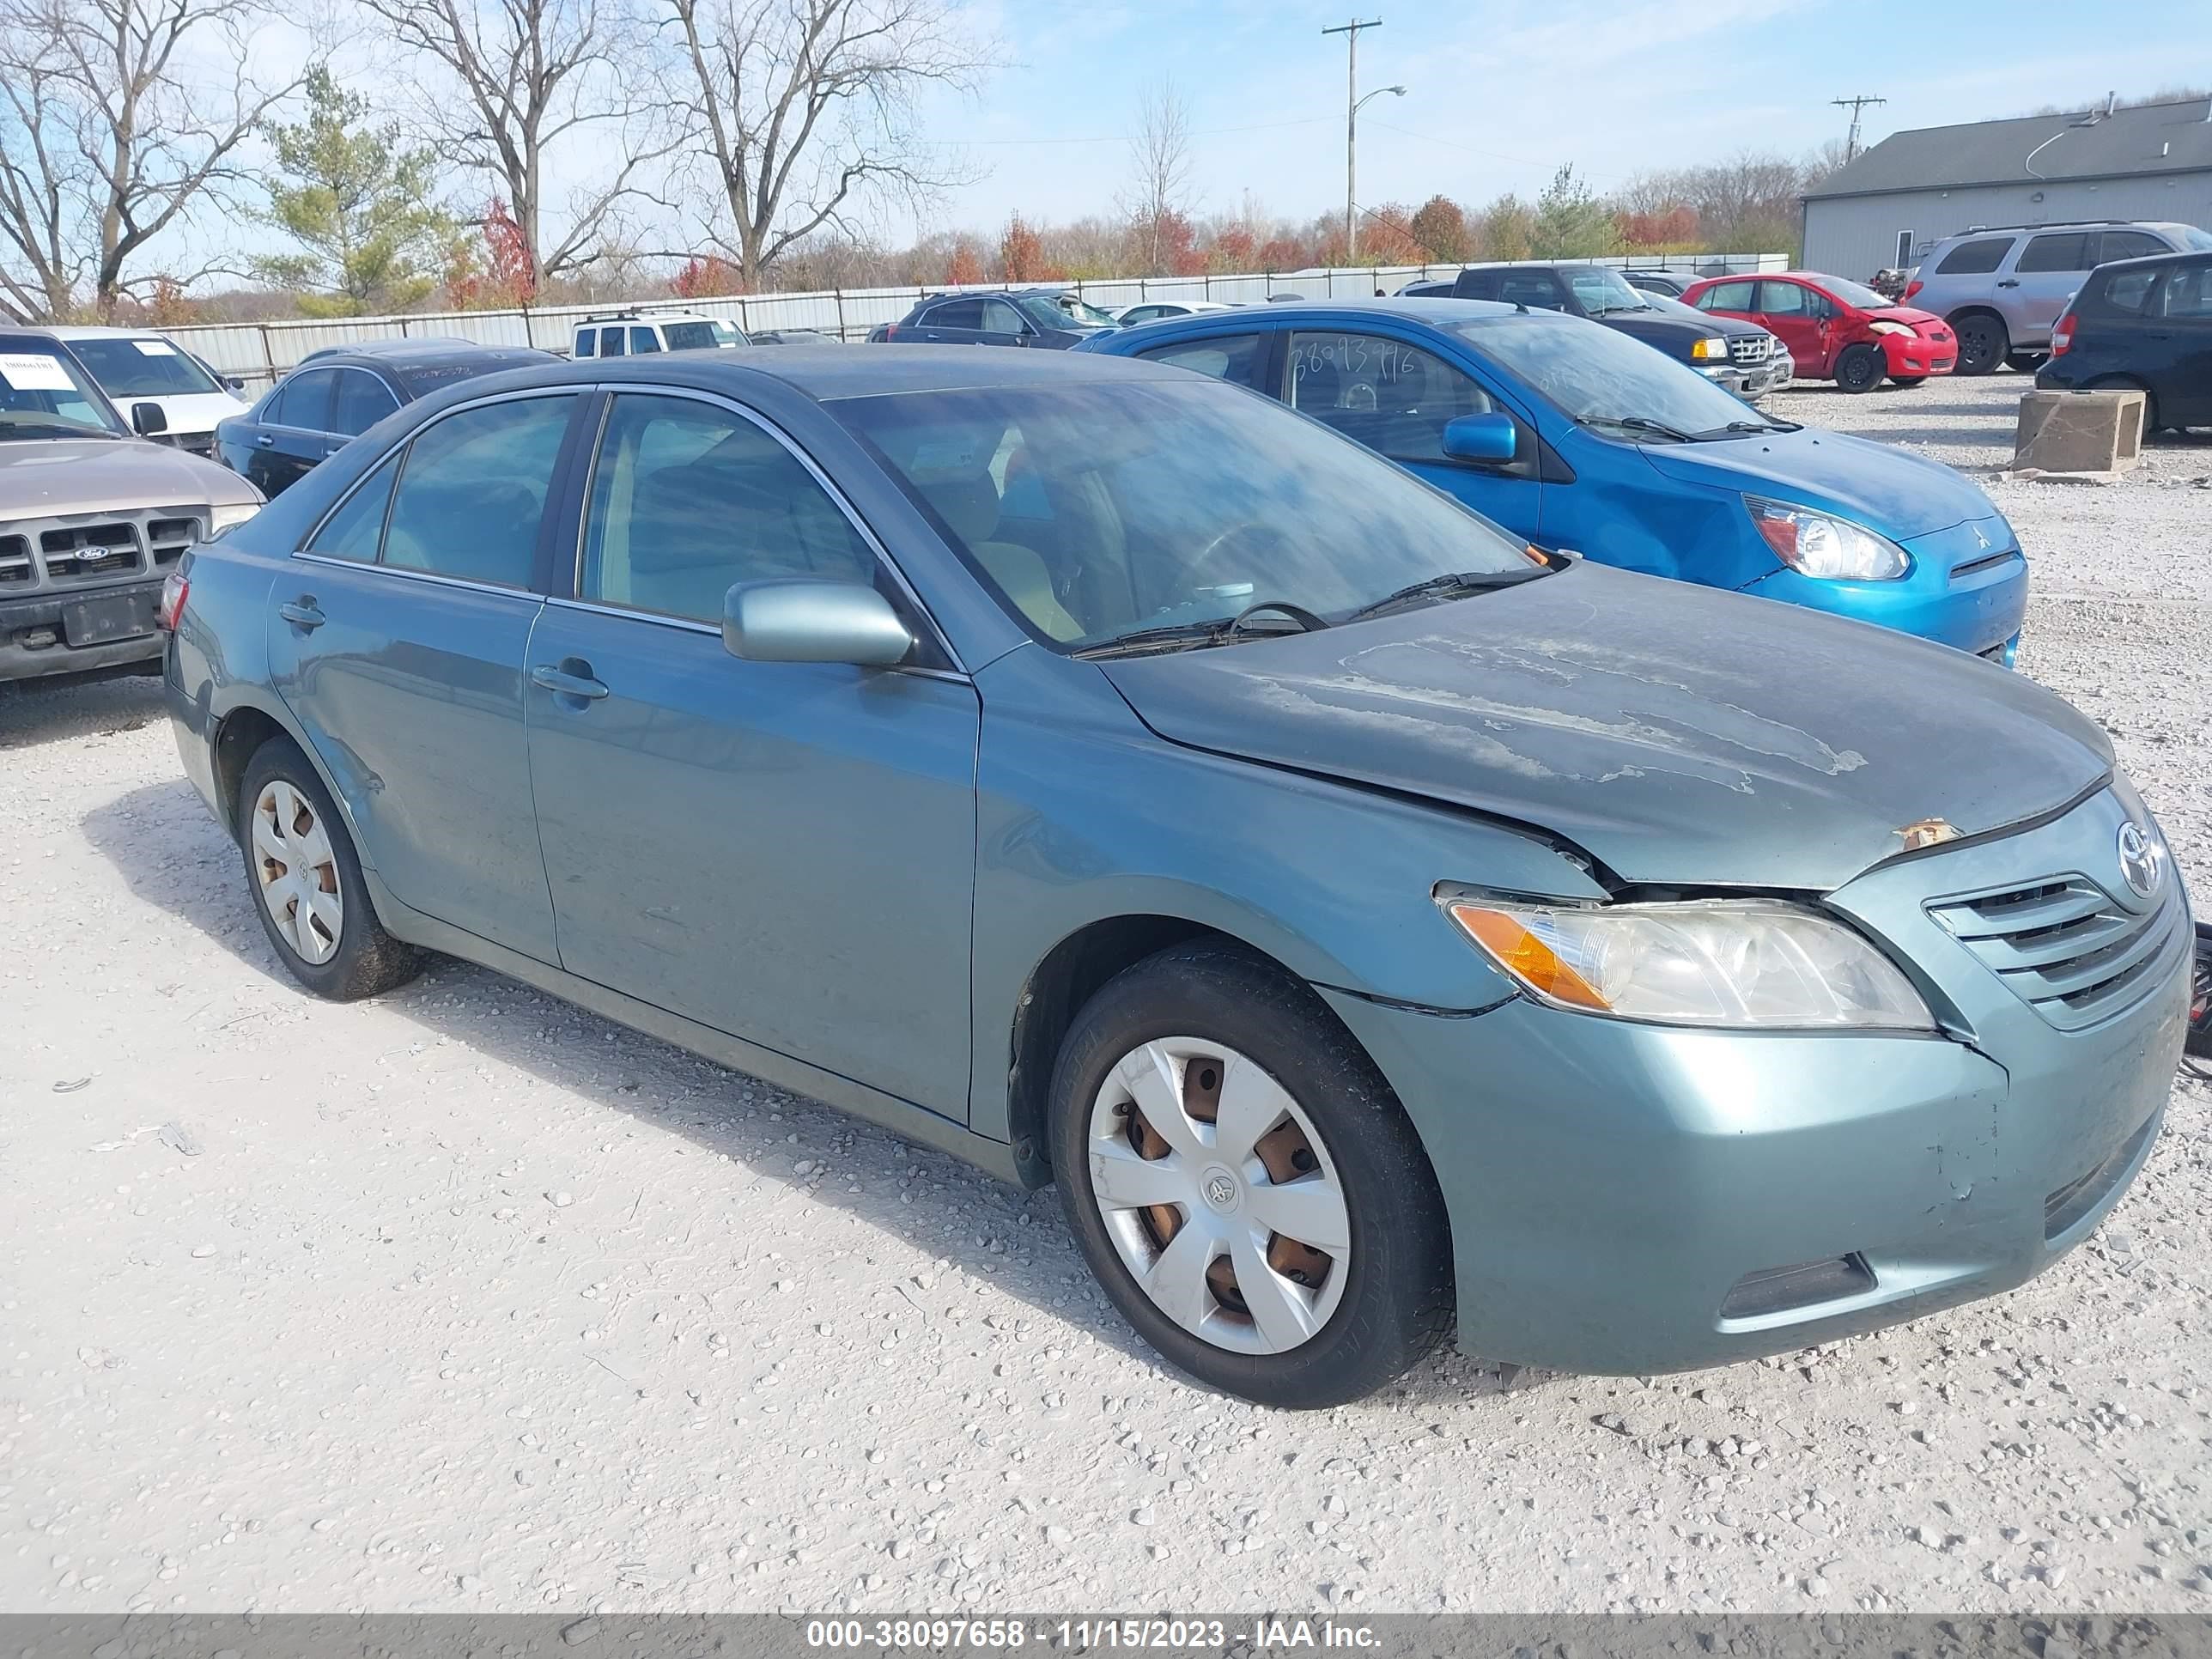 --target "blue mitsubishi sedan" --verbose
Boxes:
[165,348,2183,1407]
[1082,299,2028,663]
